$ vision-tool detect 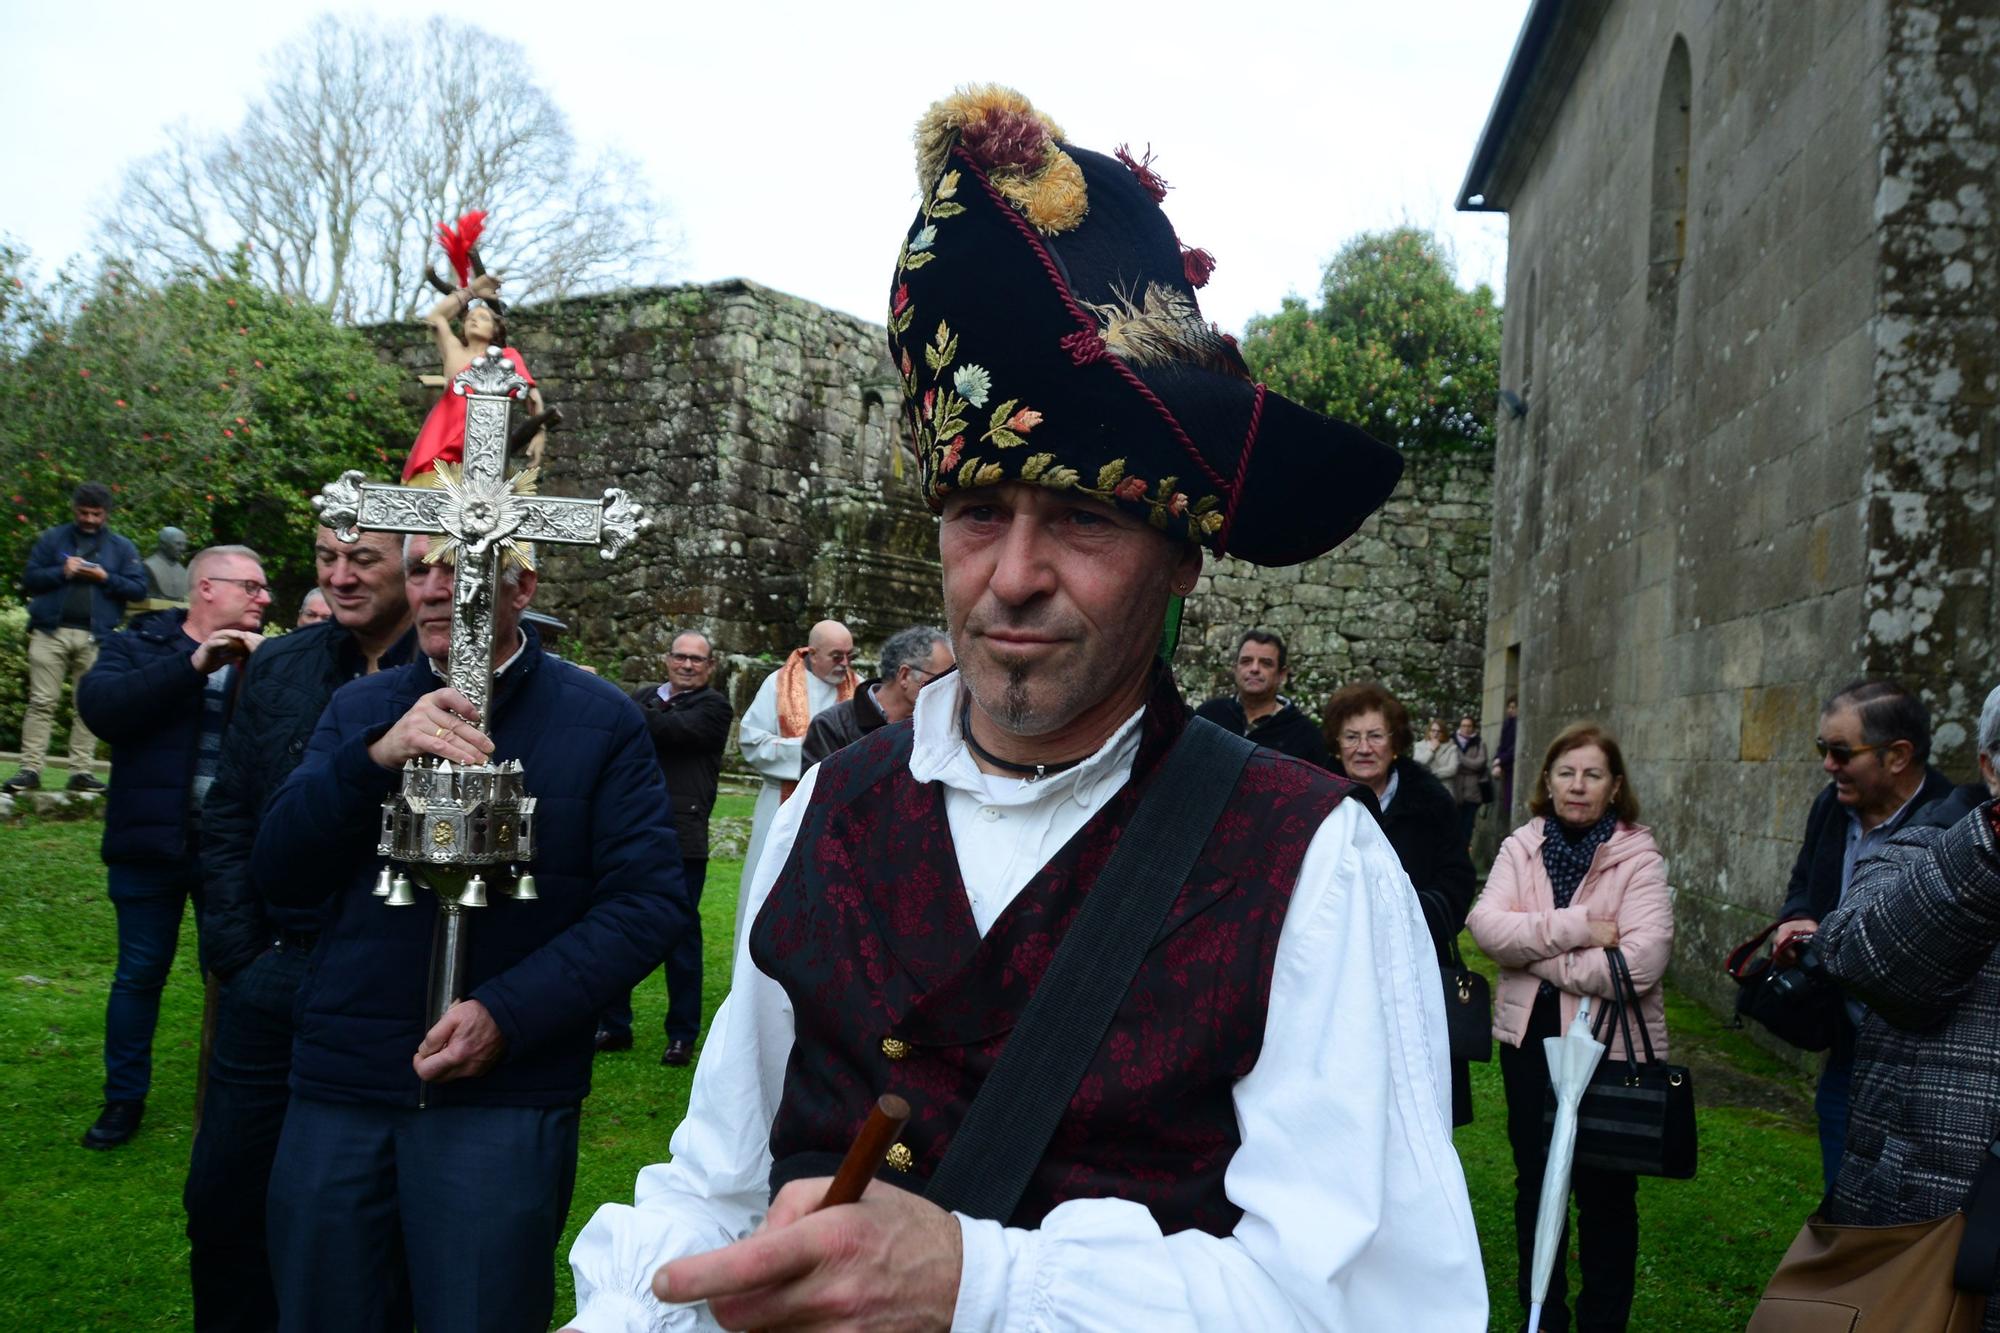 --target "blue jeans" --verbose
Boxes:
[103,860,204,1102]
[602,856,706,1042]
[184,941,310,1332]
[267,1096,579,1333]
[1817,1035,1856,1193]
